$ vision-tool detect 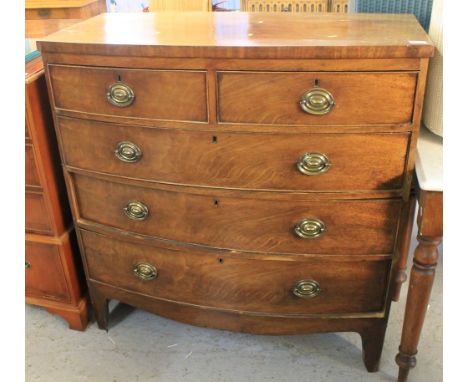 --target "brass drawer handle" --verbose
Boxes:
[123,200,149,221]
[133,263,158,281]
[107,82,135,107]
[297,152,331,175]
[25,261,31,269]
[299,88,335,115]
[294,218,326,239]
[115,141,142,163]
[293,279,321,299]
